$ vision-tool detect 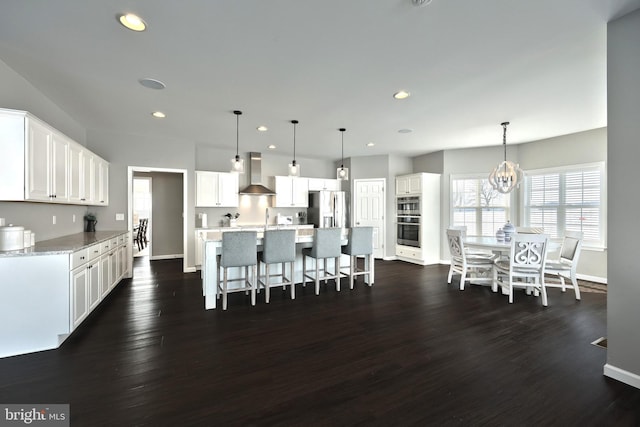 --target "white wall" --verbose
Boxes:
[606,7,640,389]
[413,130,607,282]
[0,58,88,242]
